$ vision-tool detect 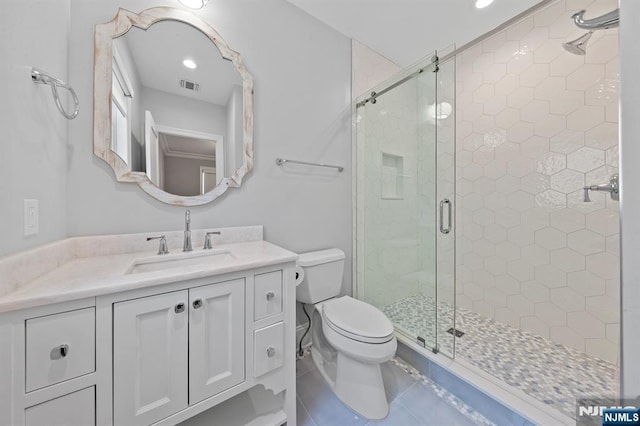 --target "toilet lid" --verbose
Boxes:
[322,296,394,344]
